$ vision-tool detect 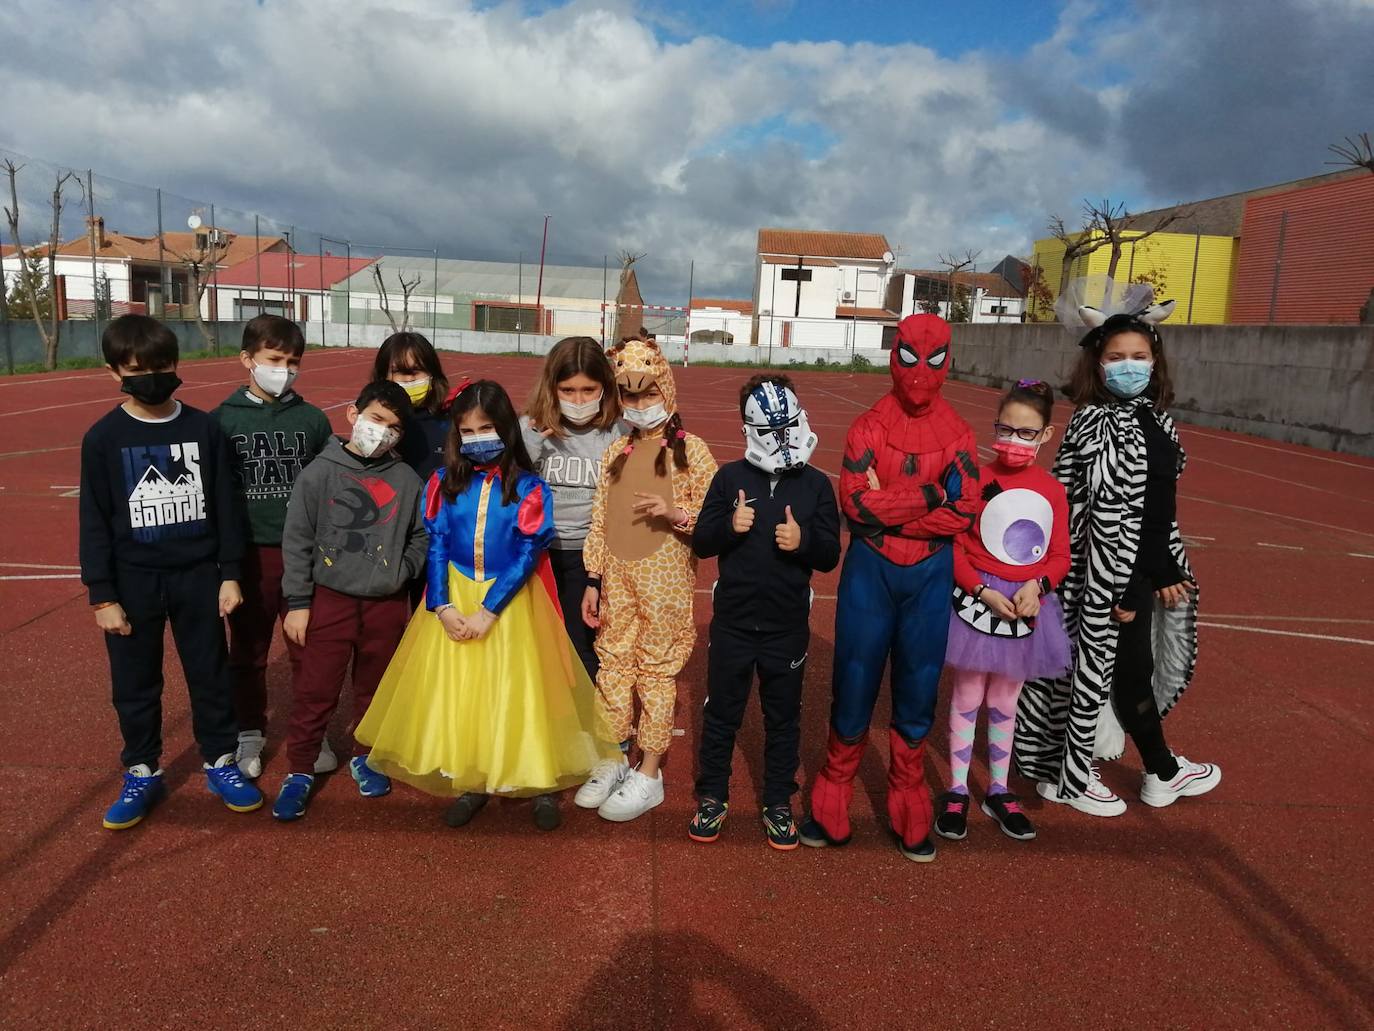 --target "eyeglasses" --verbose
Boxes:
[993,422,1043,442]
